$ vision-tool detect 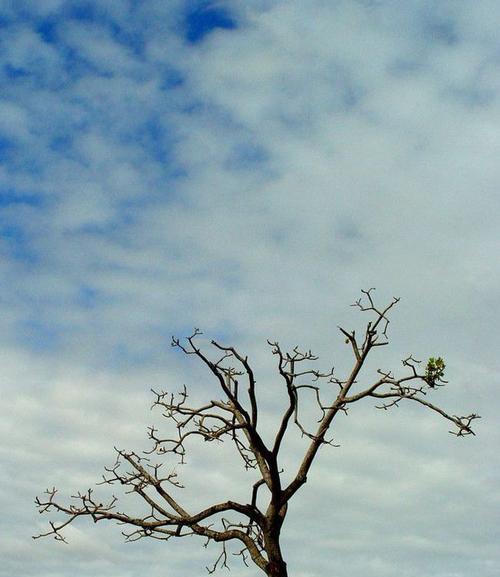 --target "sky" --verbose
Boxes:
[1,0,499,576]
